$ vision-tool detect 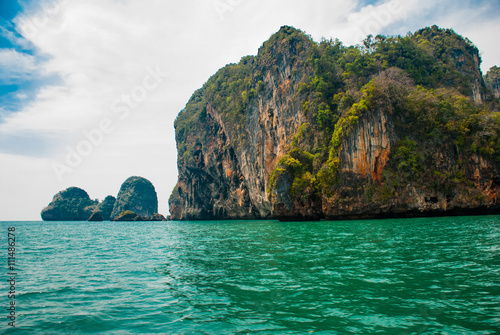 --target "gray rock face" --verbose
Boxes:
[485,66,500,99]
[41,187,97,221]
[111,176,158,219]
[95,195,116,220]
